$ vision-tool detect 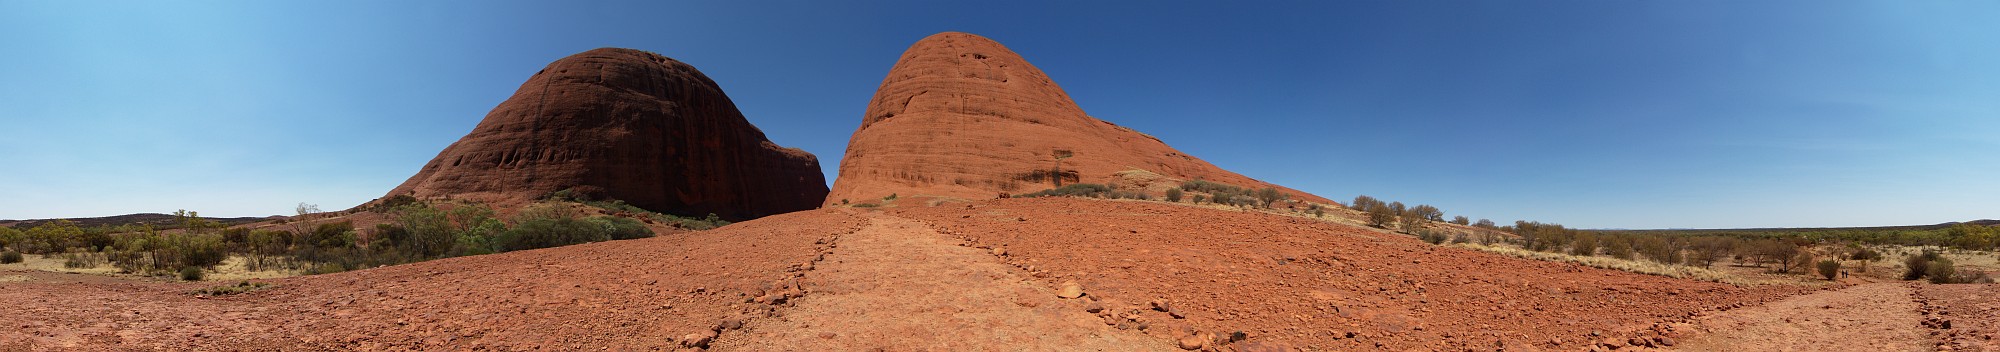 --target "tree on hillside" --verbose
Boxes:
[1365,202,1397,229]
[1350,195,1384,211]
[1049,149,1074,187]
[1474,219,1496,229]
[1255,187,1285,208]
[1451,216,1470,225]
